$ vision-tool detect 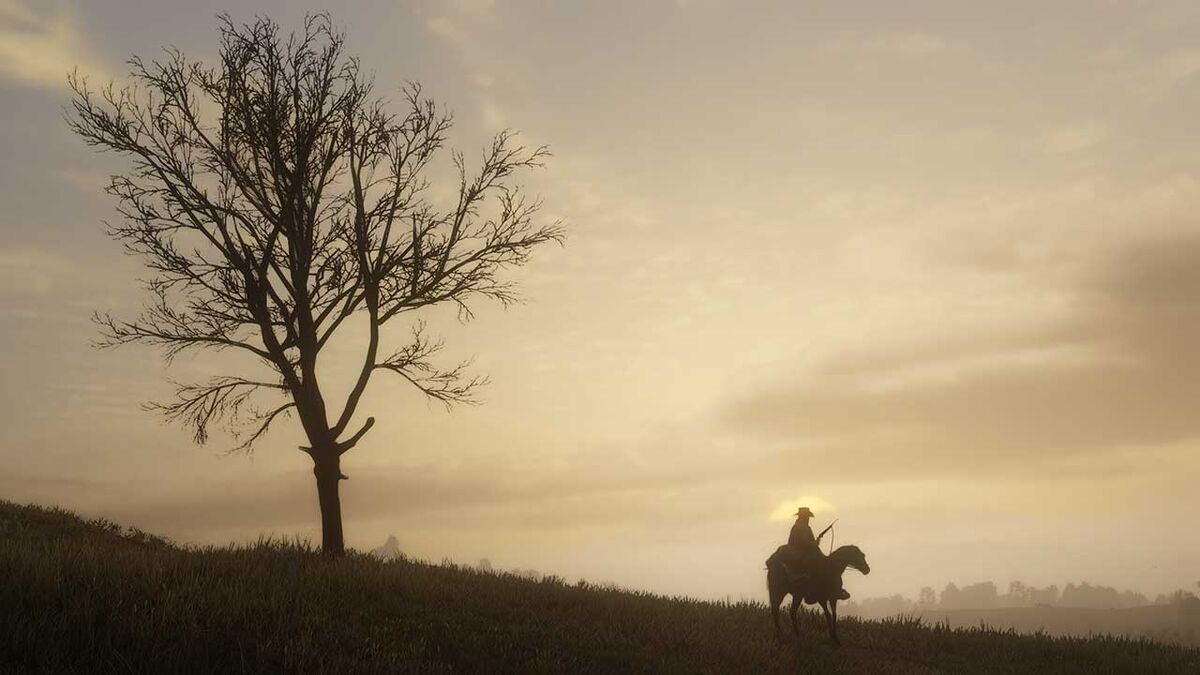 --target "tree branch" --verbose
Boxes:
[69,14,562,467]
